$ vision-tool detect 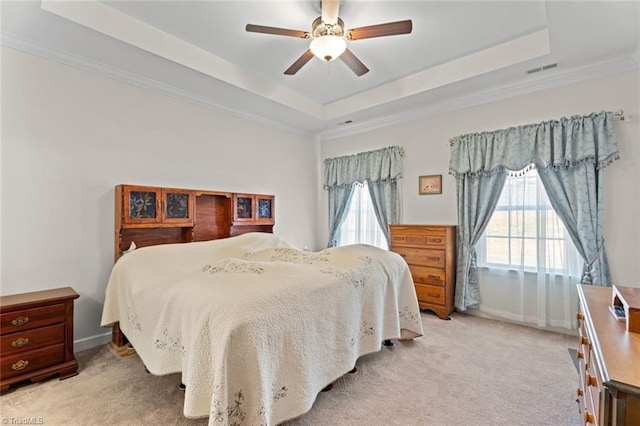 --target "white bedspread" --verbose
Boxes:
[101,233,423,425]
